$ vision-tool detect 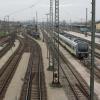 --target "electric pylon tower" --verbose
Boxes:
[55,0,60,84]
[90,0,95,100]
[50,0,53,29]
[48,0,54,70]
